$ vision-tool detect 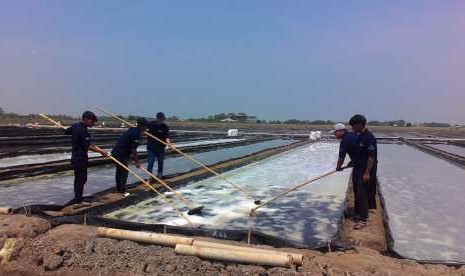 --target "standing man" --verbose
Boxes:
[65,111,107,208]
[349,114,378,229]
[111,117,149,195]
[147,112,174,179]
